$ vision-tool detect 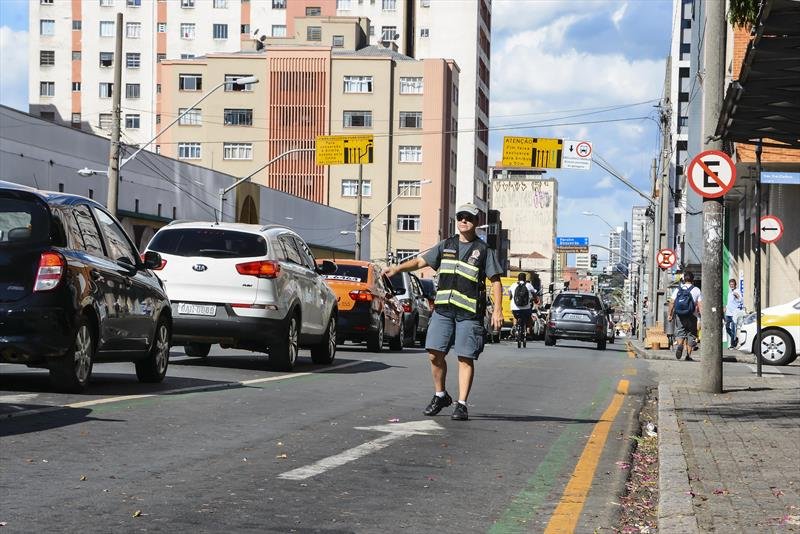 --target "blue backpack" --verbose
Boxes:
[674,286,696,316]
